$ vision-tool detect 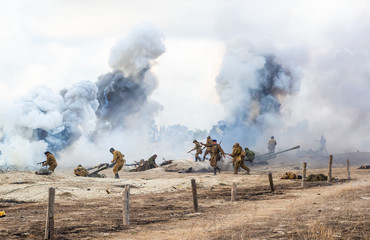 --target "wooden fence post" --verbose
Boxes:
[302,162,307,188]
[268,172,275,192]
[231,183,237,202]
[328,155,333,182]
[45,187,55,240]
[346,159,351,180]
[122,185,130,226]
[191,179,198,212]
